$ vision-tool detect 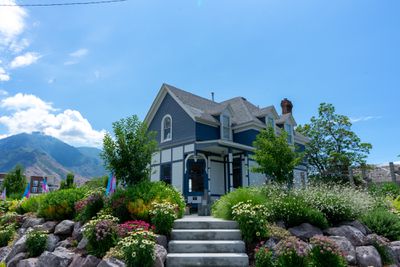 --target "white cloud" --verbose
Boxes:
[70,48,88,58]
[9,38,30,54]
[0,0,27,45]
[0,89,8,96]
[350,116,382,123]
[0,93,106,147]
[0,67,10,81]
[10,52,41,69]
